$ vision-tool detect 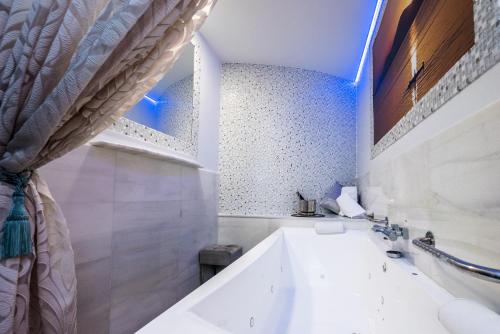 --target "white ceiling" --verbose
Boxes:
[200,0,378,81]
